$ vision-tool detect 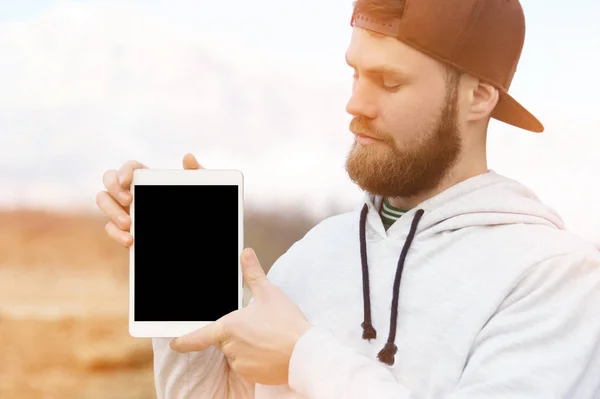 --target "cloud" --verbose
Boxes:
[0,1,357,215]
